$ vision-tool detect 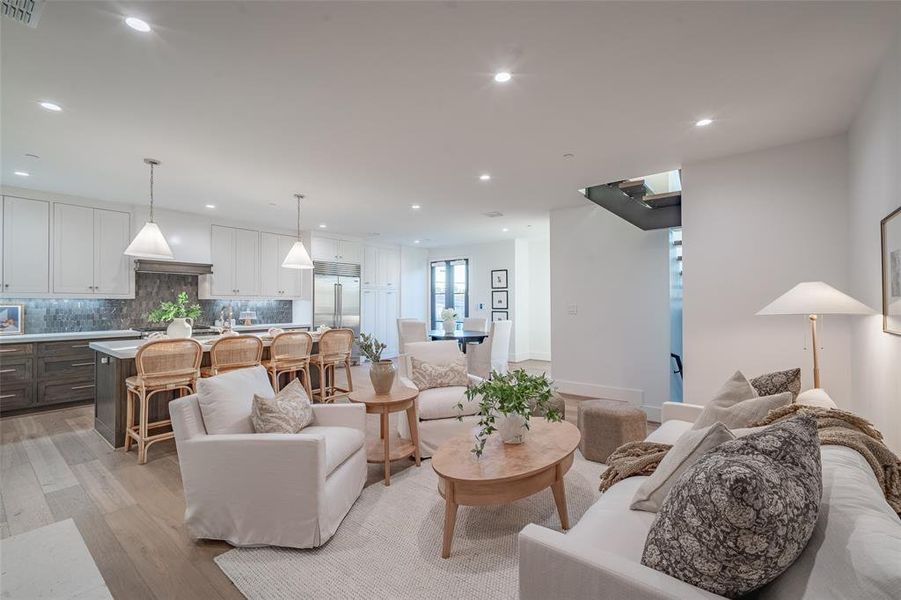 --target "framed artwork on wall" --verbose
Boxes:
[0,304,24,336]
[491,290,509,310]
[492,311,508,321]
[881,205,901,335]
[491,269,508,289]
